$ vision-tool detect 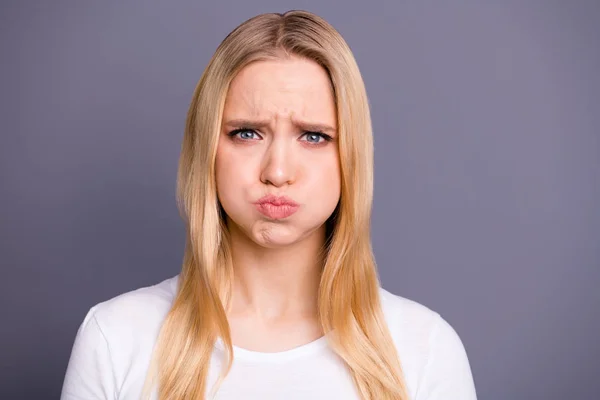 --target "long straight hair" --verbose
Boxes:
[142,10,410,400]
